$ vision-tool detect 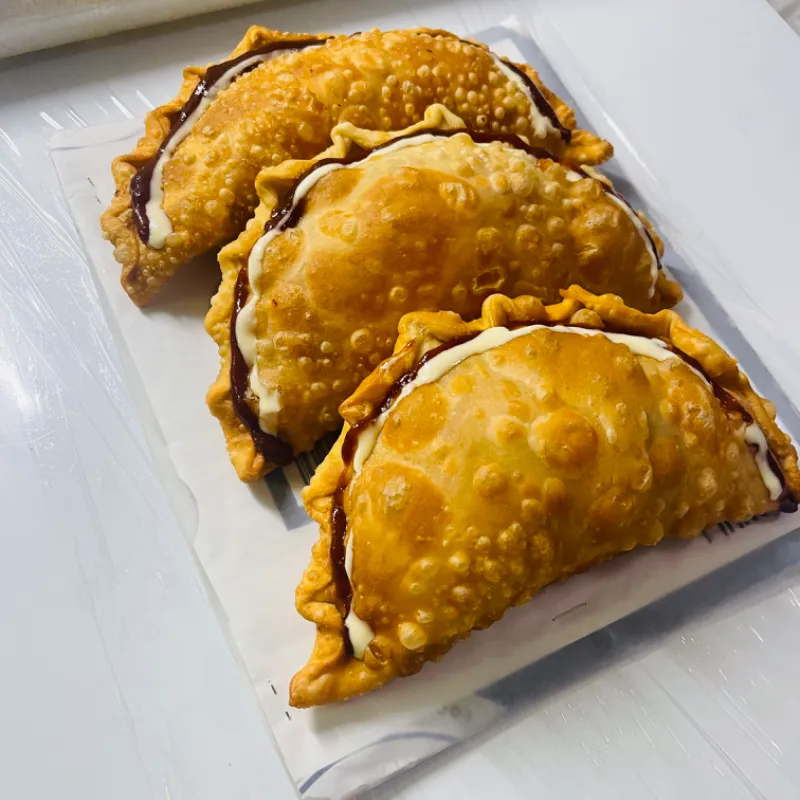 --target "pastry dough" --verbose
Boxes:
[291,287,800,707]
[101,26,612,306]
[205,105,680,481]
